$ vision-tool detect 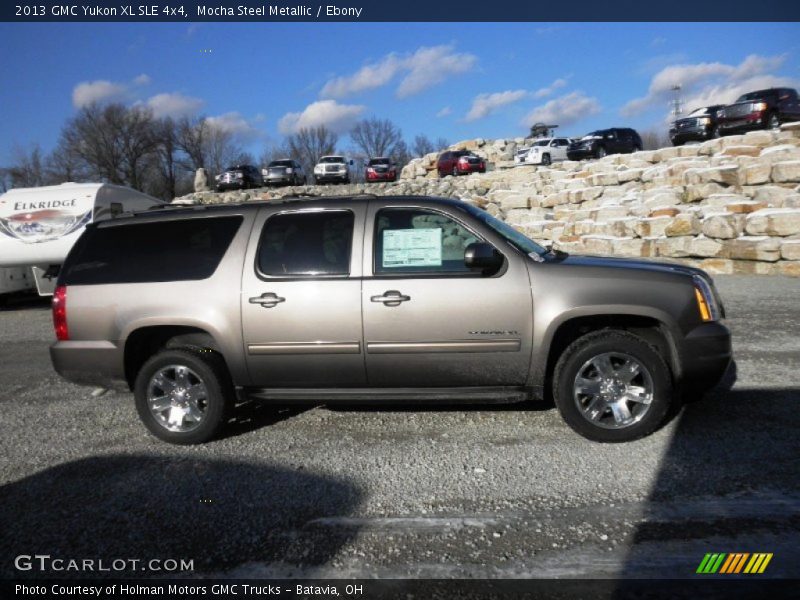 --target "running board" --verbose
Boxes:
[244,386,531,404]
